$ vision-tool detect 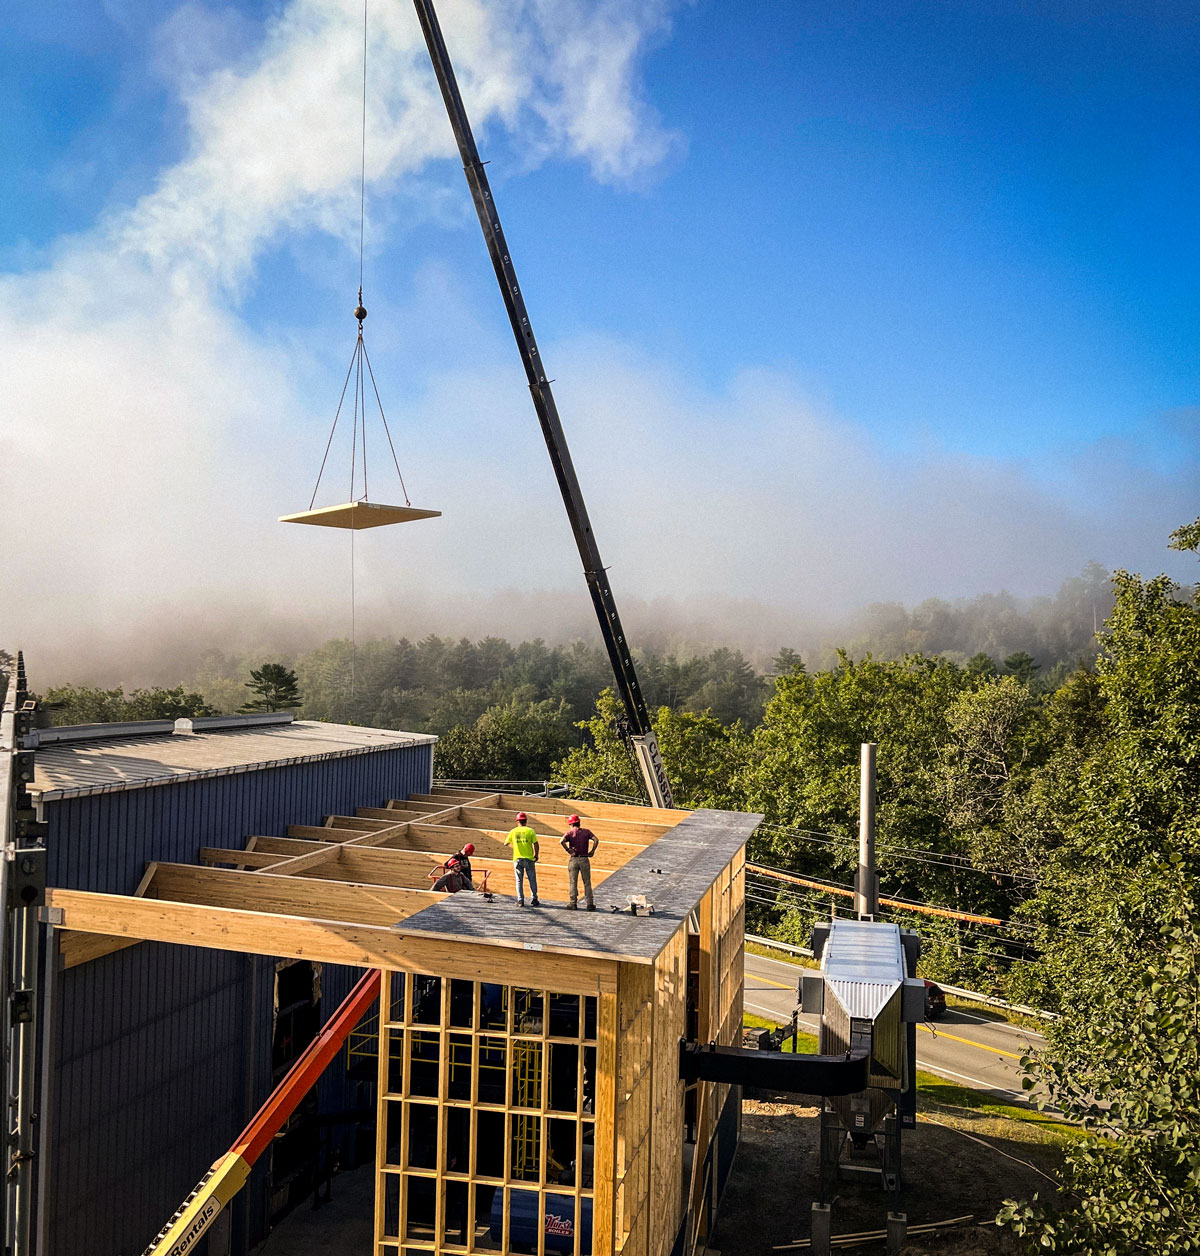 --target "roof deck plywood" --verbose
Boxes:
[390,809,761,965]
